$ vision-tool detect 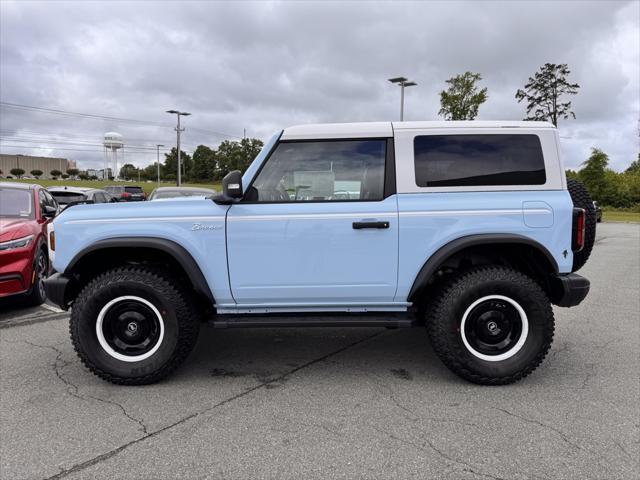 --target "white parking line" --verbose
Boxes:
[41,304,65,313]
